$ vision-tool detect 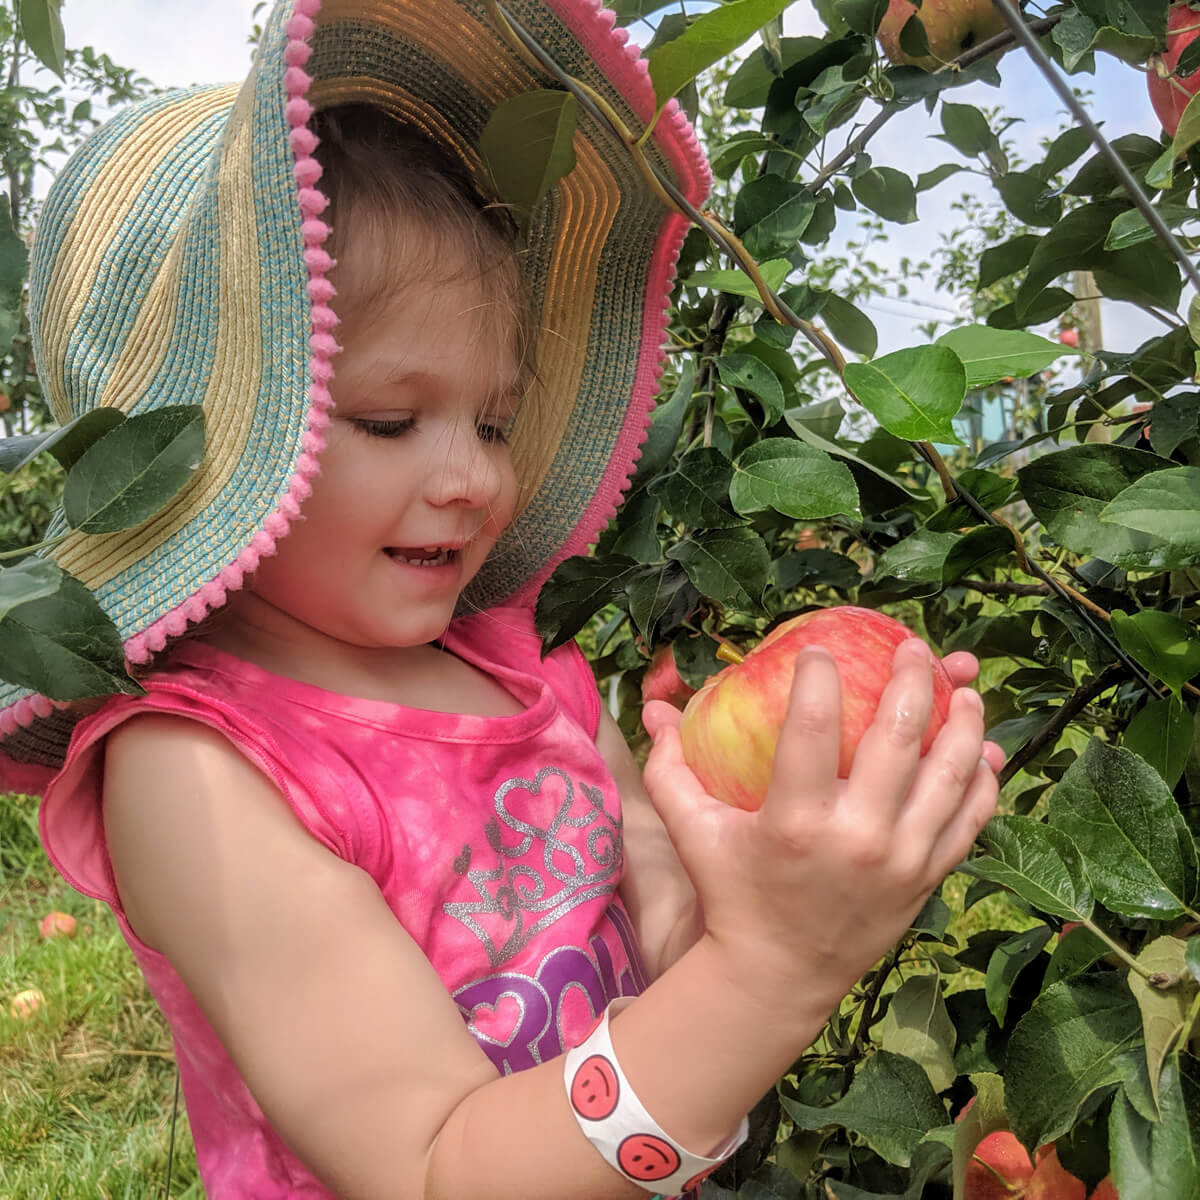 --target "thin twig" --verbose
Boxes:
[998,663,1126,787]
